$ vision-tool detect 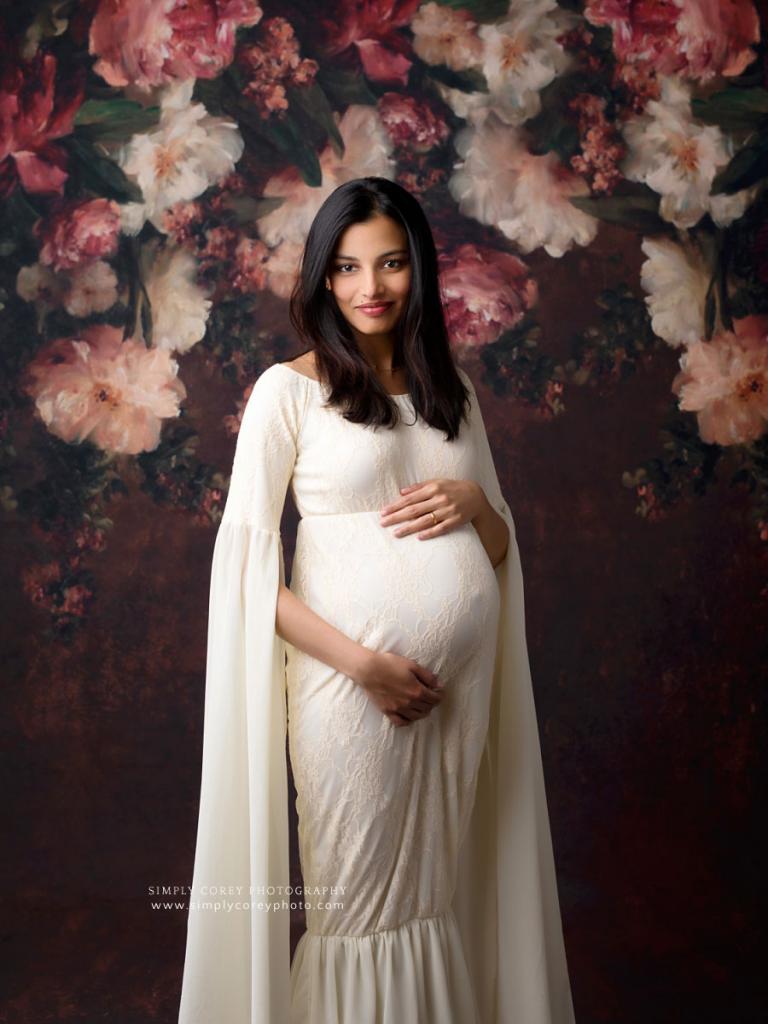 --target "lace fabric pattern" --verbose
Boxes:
[279,364,501,940]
